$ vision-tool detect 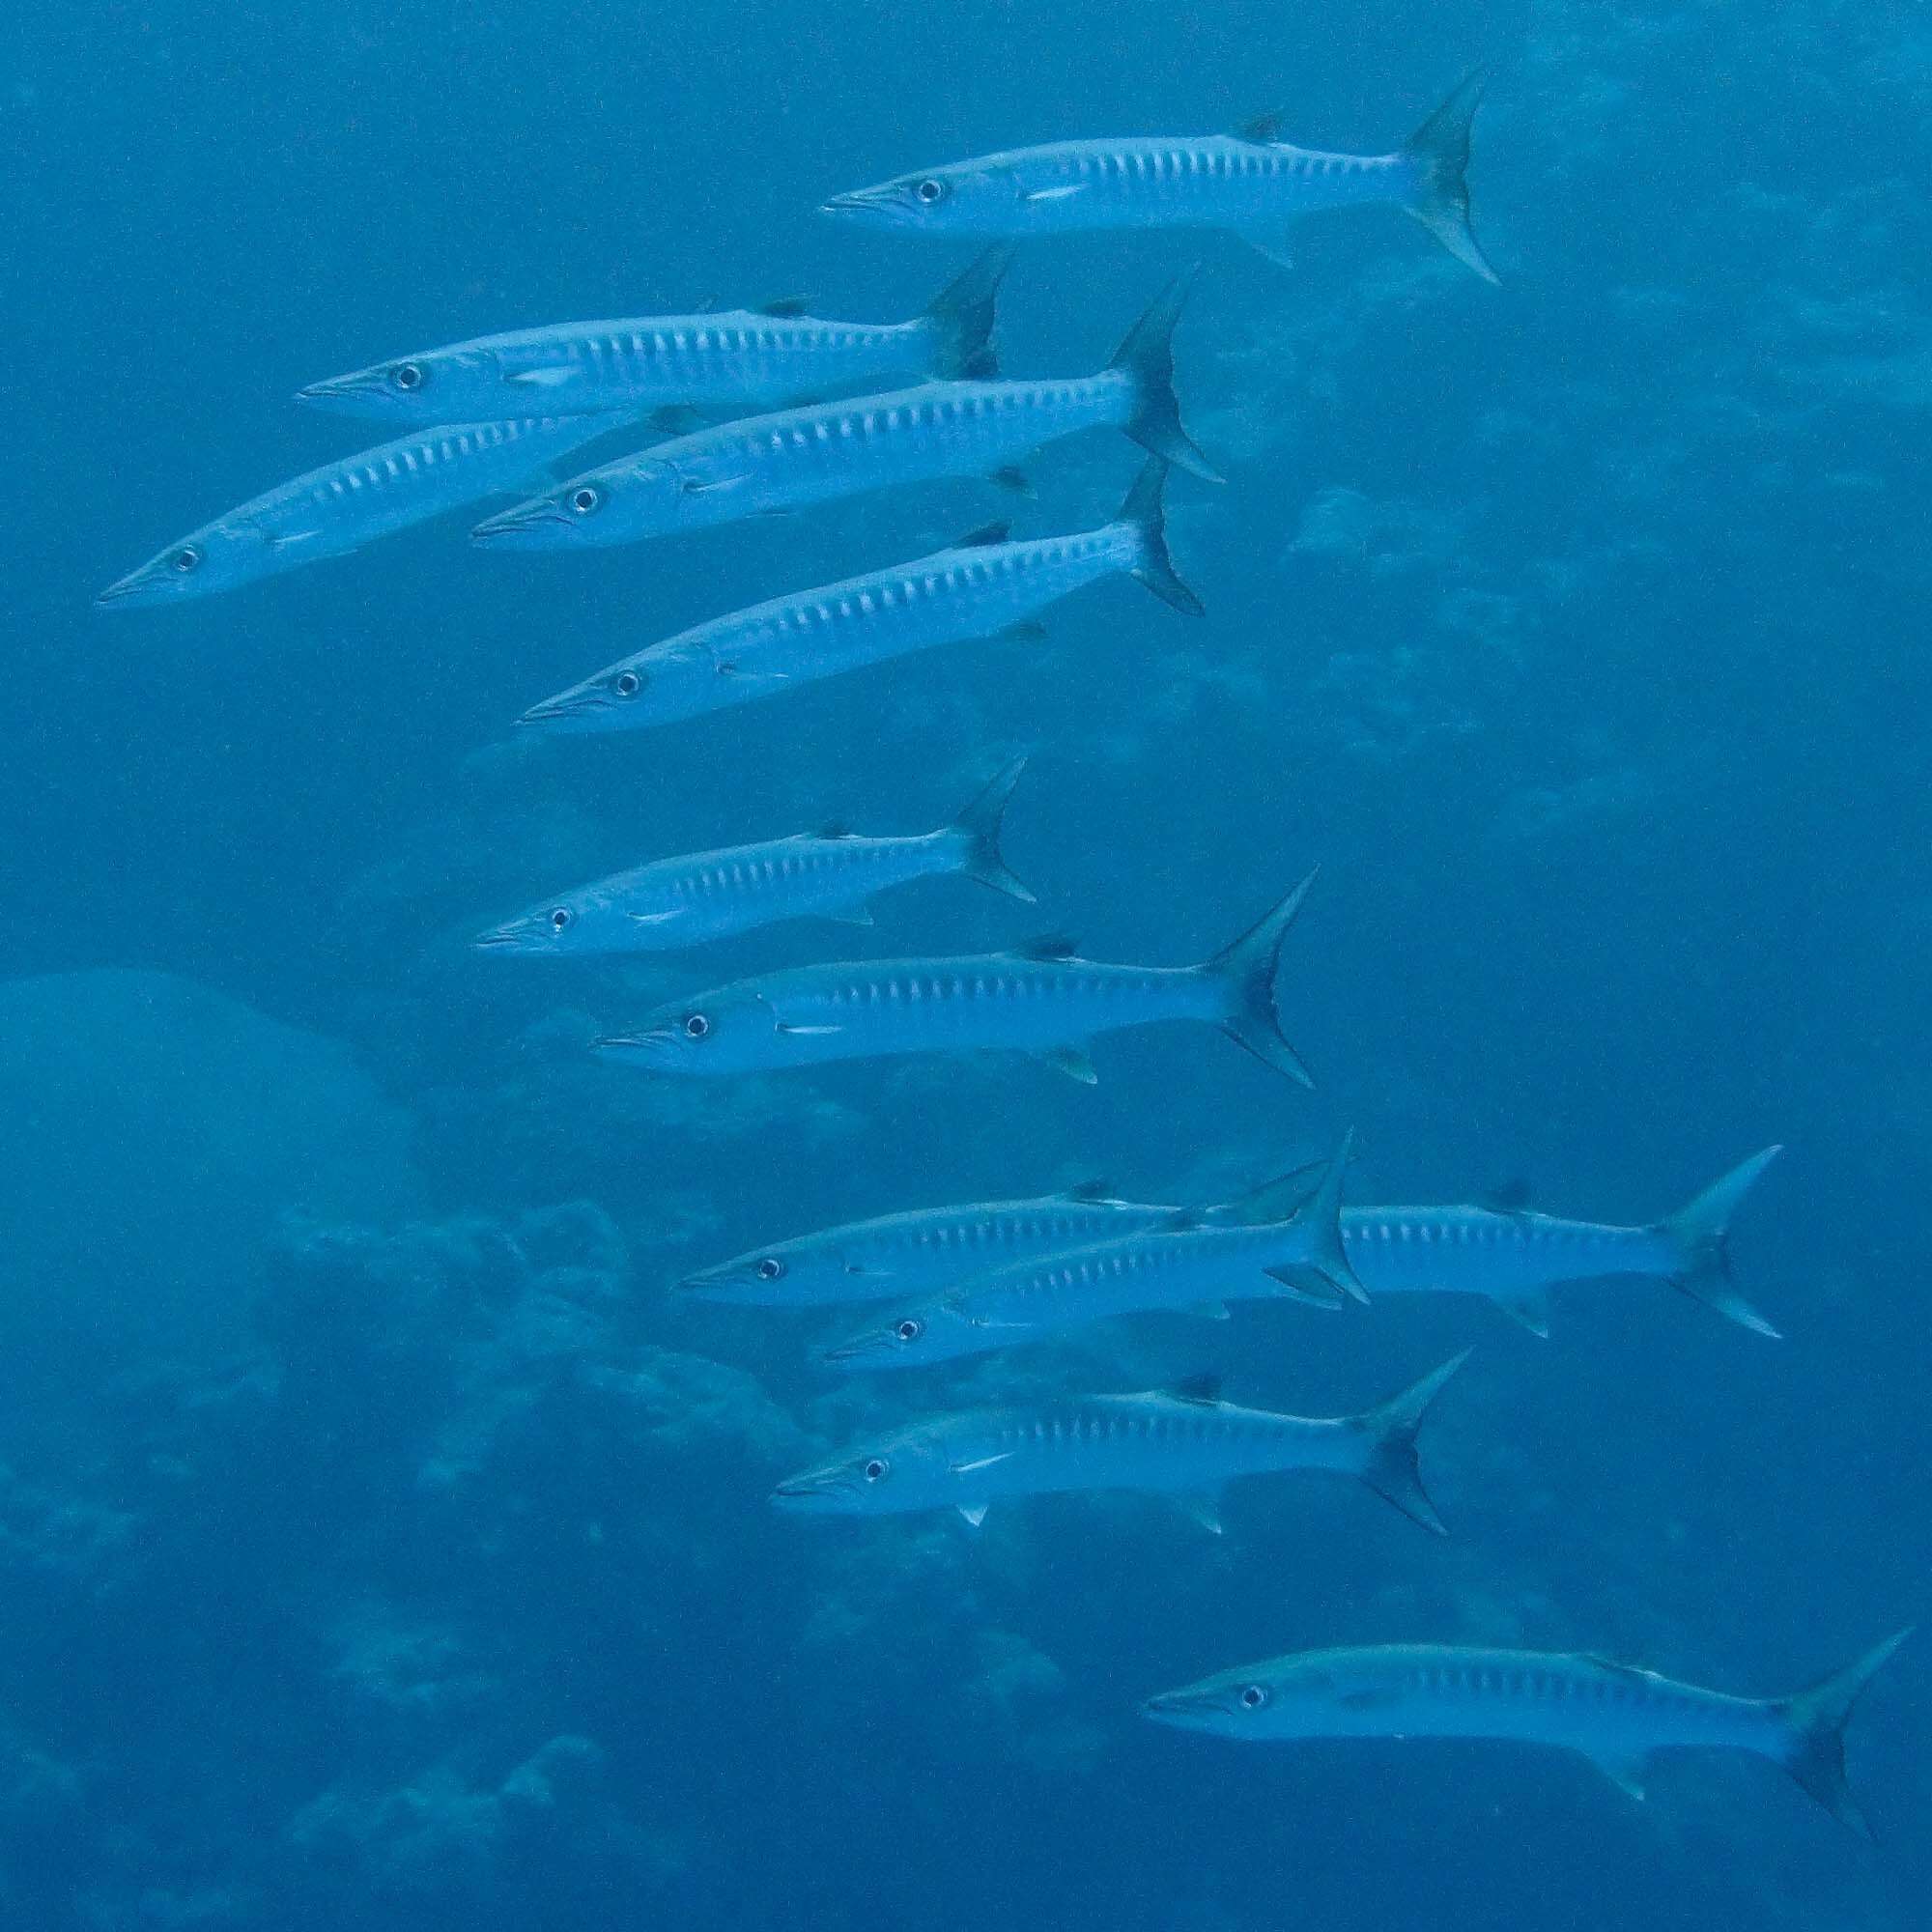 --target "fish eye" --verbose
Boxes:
[863,1458,889,1482]
[172,545,202,574]
[548,907,573,931]
[391,362,425,391]
[1238,1685,1268,1711]
[684,1013,710,1038]
[570,485,602,516]
[756,1258,785,1282]
[915,178,947,205]
[611,670,642,698]
[895,1318,923,1343]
